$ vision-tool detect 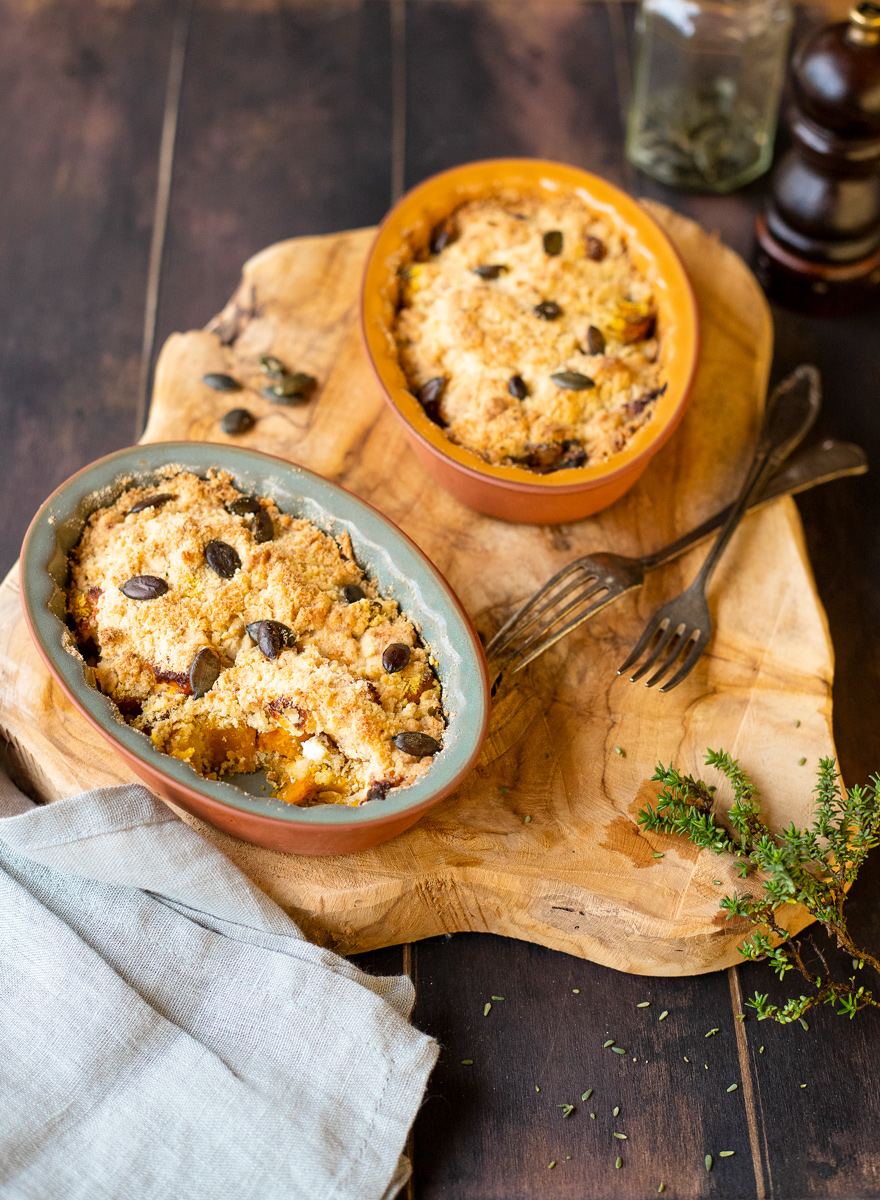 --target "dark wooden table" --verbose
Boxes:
[2,2,879,1196]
